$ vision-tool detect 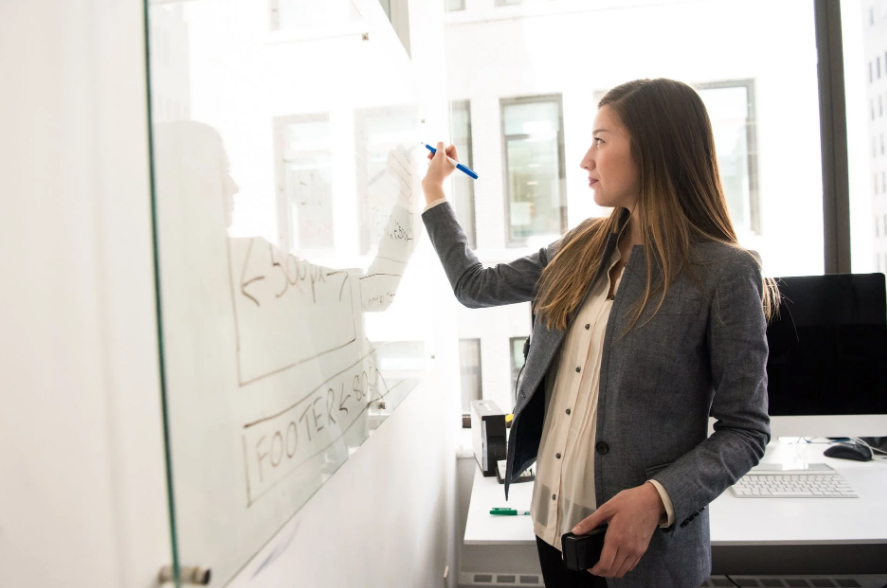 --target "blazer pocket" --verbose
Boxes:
[644,462,674,480]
